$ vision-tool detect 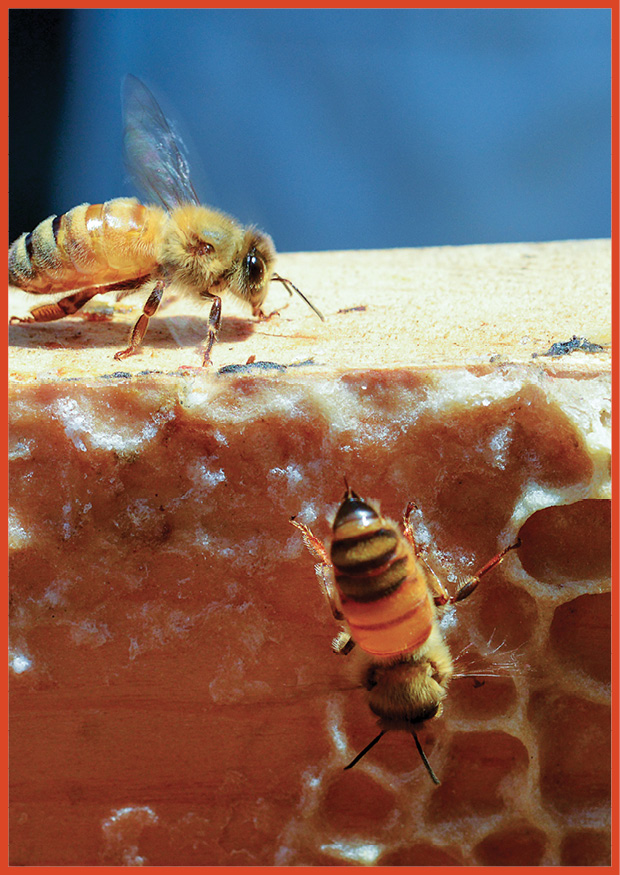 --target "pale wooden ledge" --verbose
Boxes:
[9,238,611,379]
